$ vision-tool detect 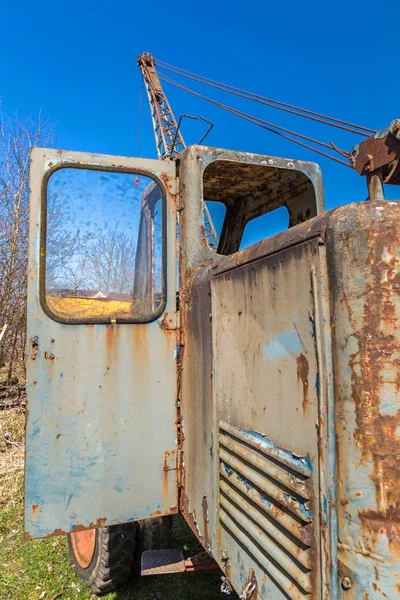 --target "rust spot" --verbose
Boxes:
[56,433,61,439]
[359,509,400,545]
[31,504,40,518]
[162,468,169,509]
[132,324,149,362]
[105,324,116,354]
[180,490,203,544]
[159,311,175,332]
[344,216,400,537]
[202,496,209,543]
[162,450,177,511]
[296,353,309,413]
